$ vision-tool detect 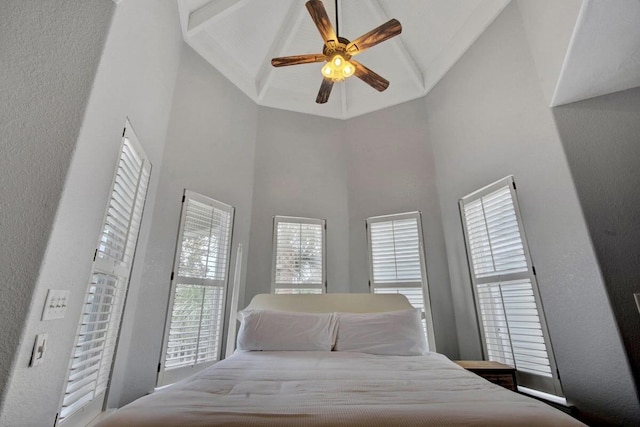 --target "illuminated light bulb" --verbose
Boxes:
[342,63,354,78]
[322,63,334,78]
[332,55,343,67]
